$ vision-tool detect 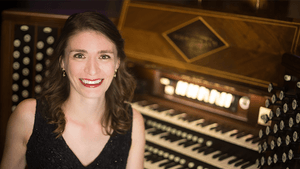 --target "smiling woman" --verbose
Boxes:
[61,31,119,99]
[0,12,145,169]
